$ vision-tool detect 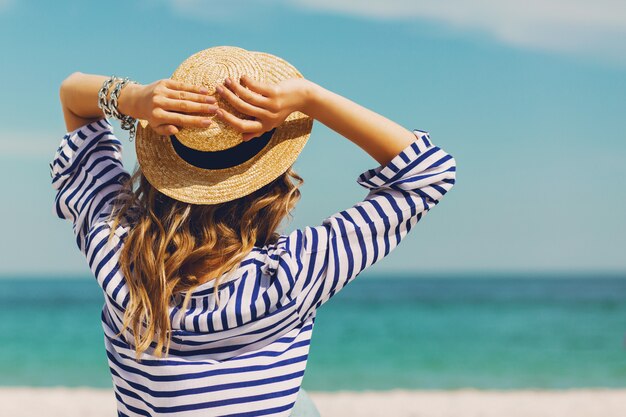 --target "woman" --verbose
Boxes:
[51,46,456,416]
